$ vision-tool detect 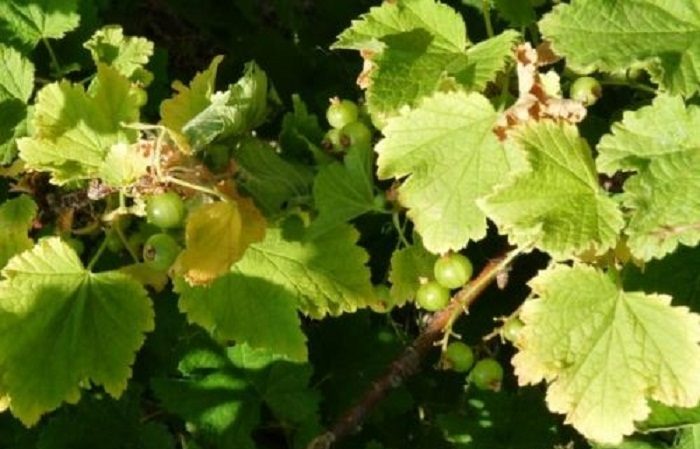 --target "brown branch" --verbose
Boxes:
[306,248,522,449]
